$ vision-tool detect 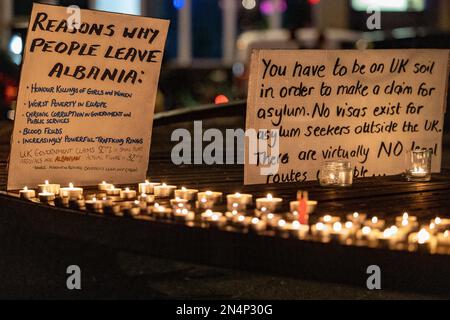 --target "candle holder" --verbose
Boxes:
[405,149,432,182]
[319,160,353,187]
